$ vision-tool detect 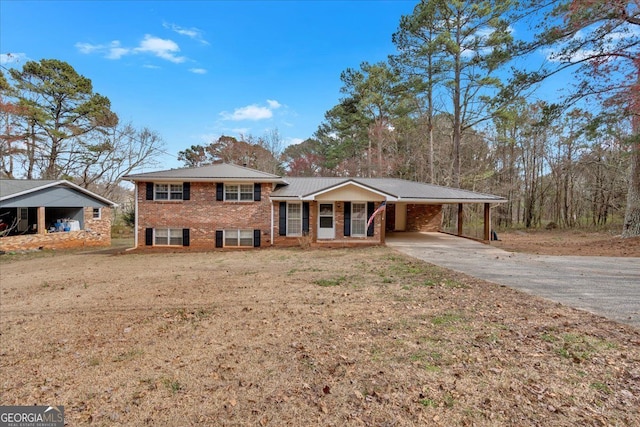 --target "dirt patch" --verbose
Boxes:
[1,247,638,426]
[492,229,640,257]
